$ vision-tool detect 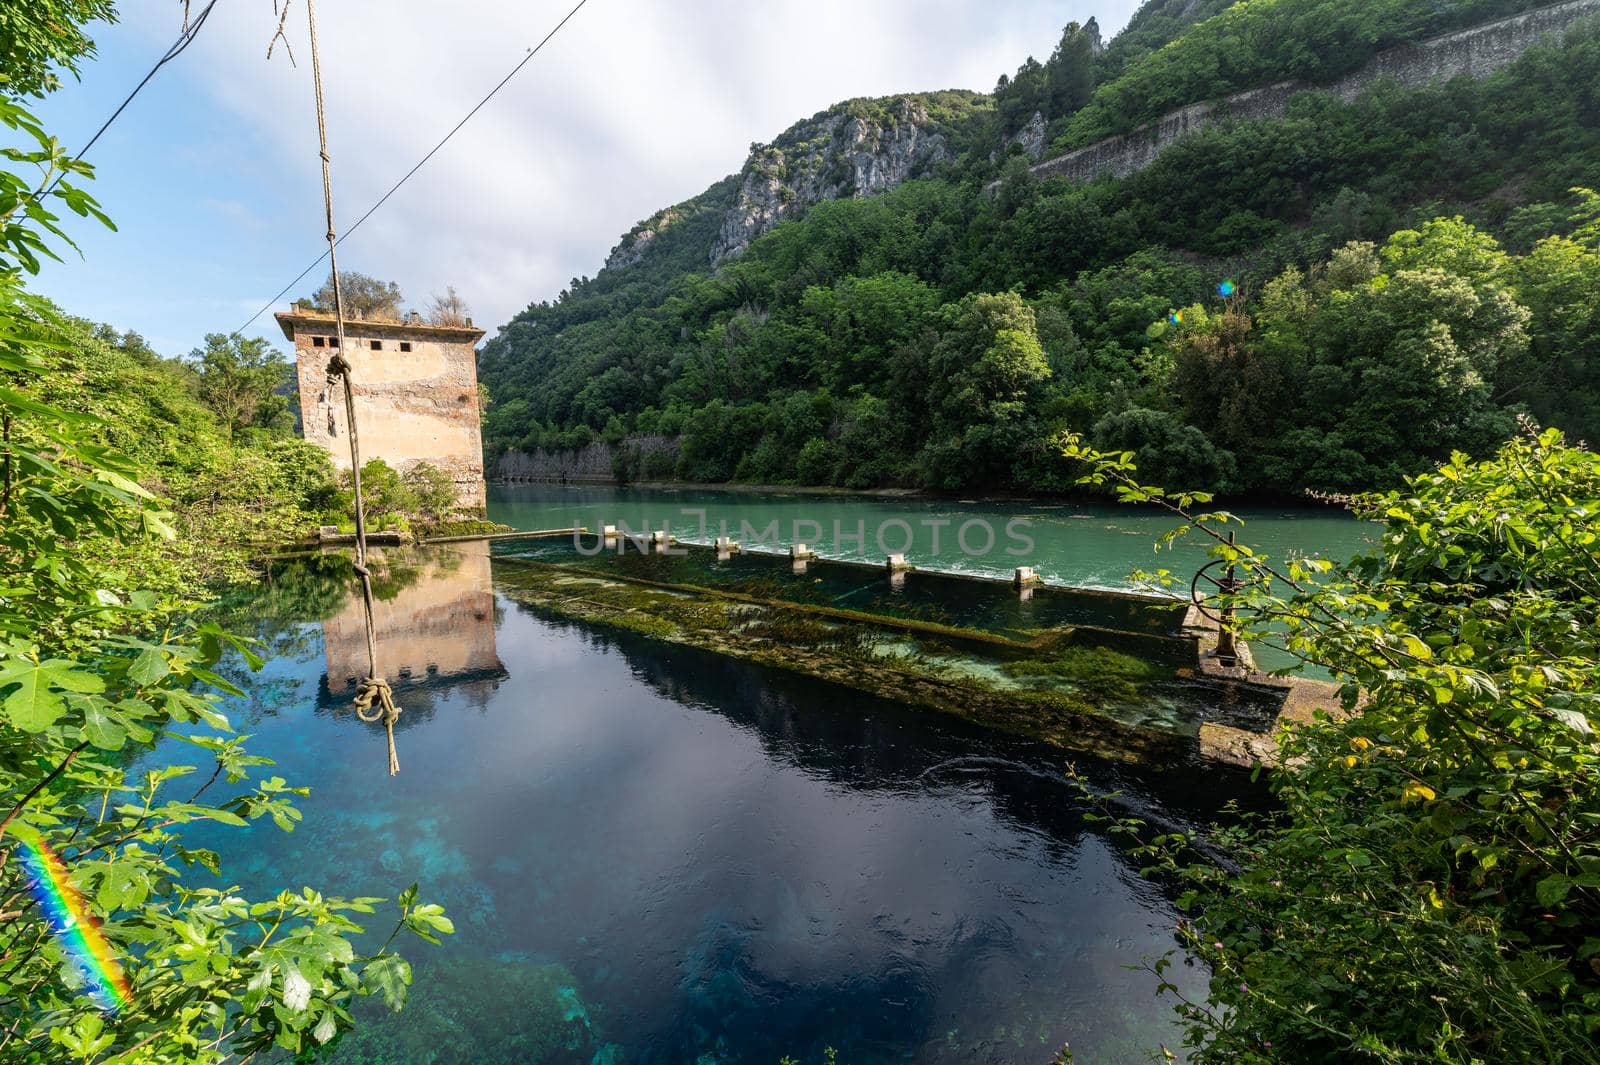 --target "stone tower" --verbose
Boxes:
[276,310,488,511]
